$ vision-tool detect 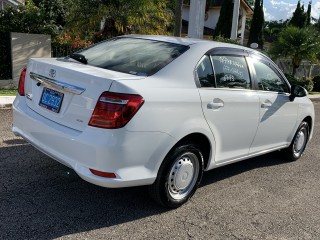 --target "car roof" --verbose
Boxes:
[118,34,274,67]
[121,34,208,46]
[121,34,264,56]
